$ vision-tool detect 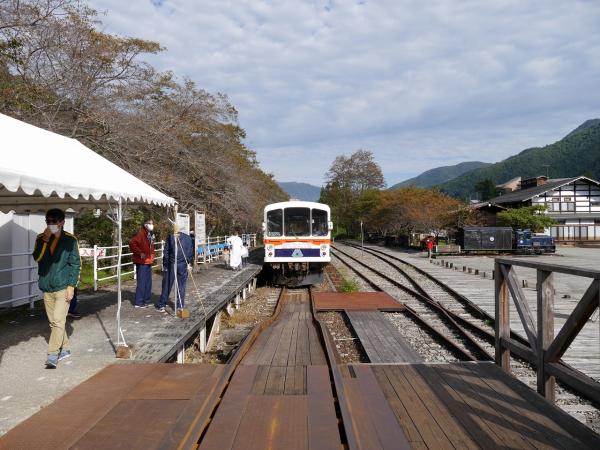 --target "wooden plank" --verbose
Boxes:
[241,325,275,365]
[436,363,542,449]
[287,314,299,366]
[381,365,456,450]
[71,399,187,450]
[284,365,304,395]
[413,364,505,449]
[495,261,510,370]
[308,321,327,365]
[232,395,308,450]
[0,364,158,450]
[377,314,422,362]
[251,365,270,395]
[547,279,599,362]
[295,319,311,366]
[307,366,341,450]
[383,365,479,450]
[342,378,385,449]
[472,362,600,448]
[264,366,287,395]
[272,318,295,366]
[347,311,384,363]
[537,270,556,400]
[199,365,258,450]
[495,257,600,279]
[125,364,216,399]
[501,264,537,353]
[313,291,404,311]
[370,366,425,445]
[352,365,411,450]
